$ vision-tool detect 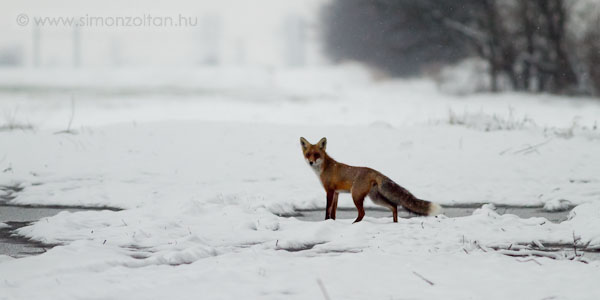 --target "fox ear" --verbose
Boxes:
[317,137,327,150]
[300,137,309,150]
